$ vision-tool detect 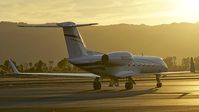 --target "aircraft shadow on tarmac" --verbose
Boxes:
[176,90,199,99]
[31,88,199,103]
[34,88,159,102]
